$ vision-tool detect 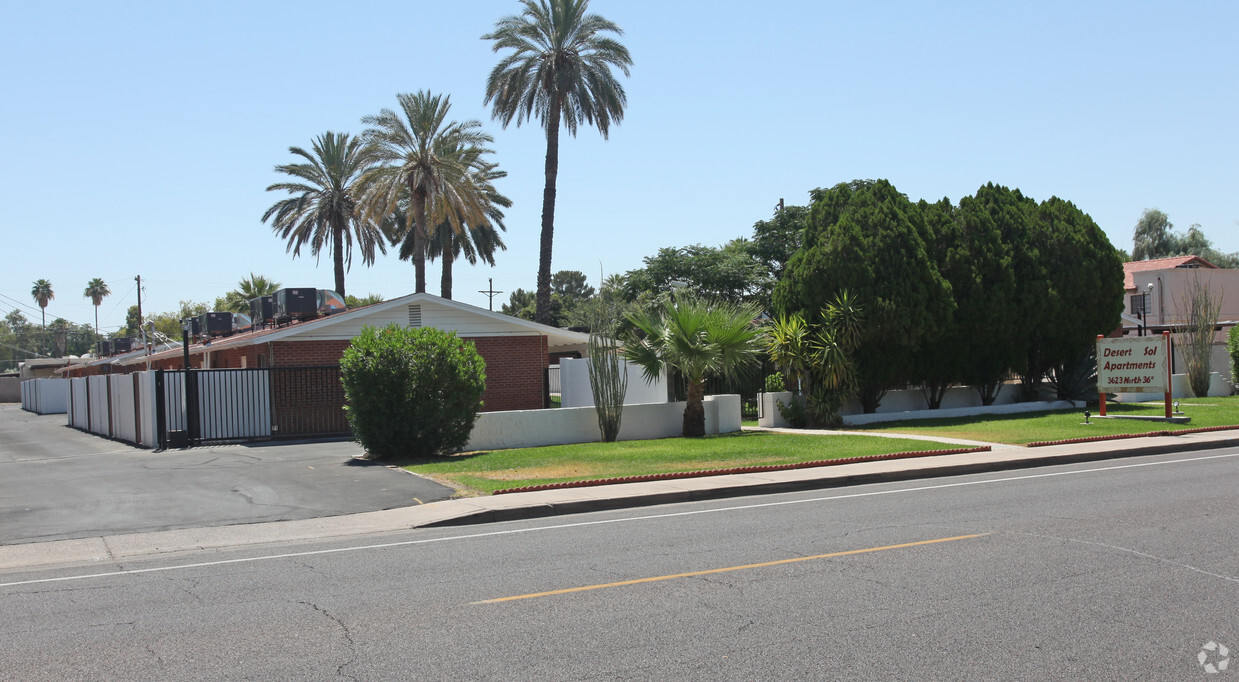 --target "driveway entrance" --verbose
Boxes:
[0,404,453,545]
